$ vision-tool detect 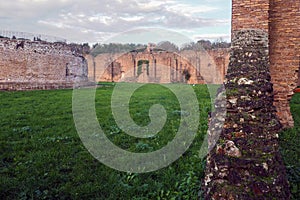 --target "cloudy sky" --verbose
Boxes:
[0,0,231,44]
